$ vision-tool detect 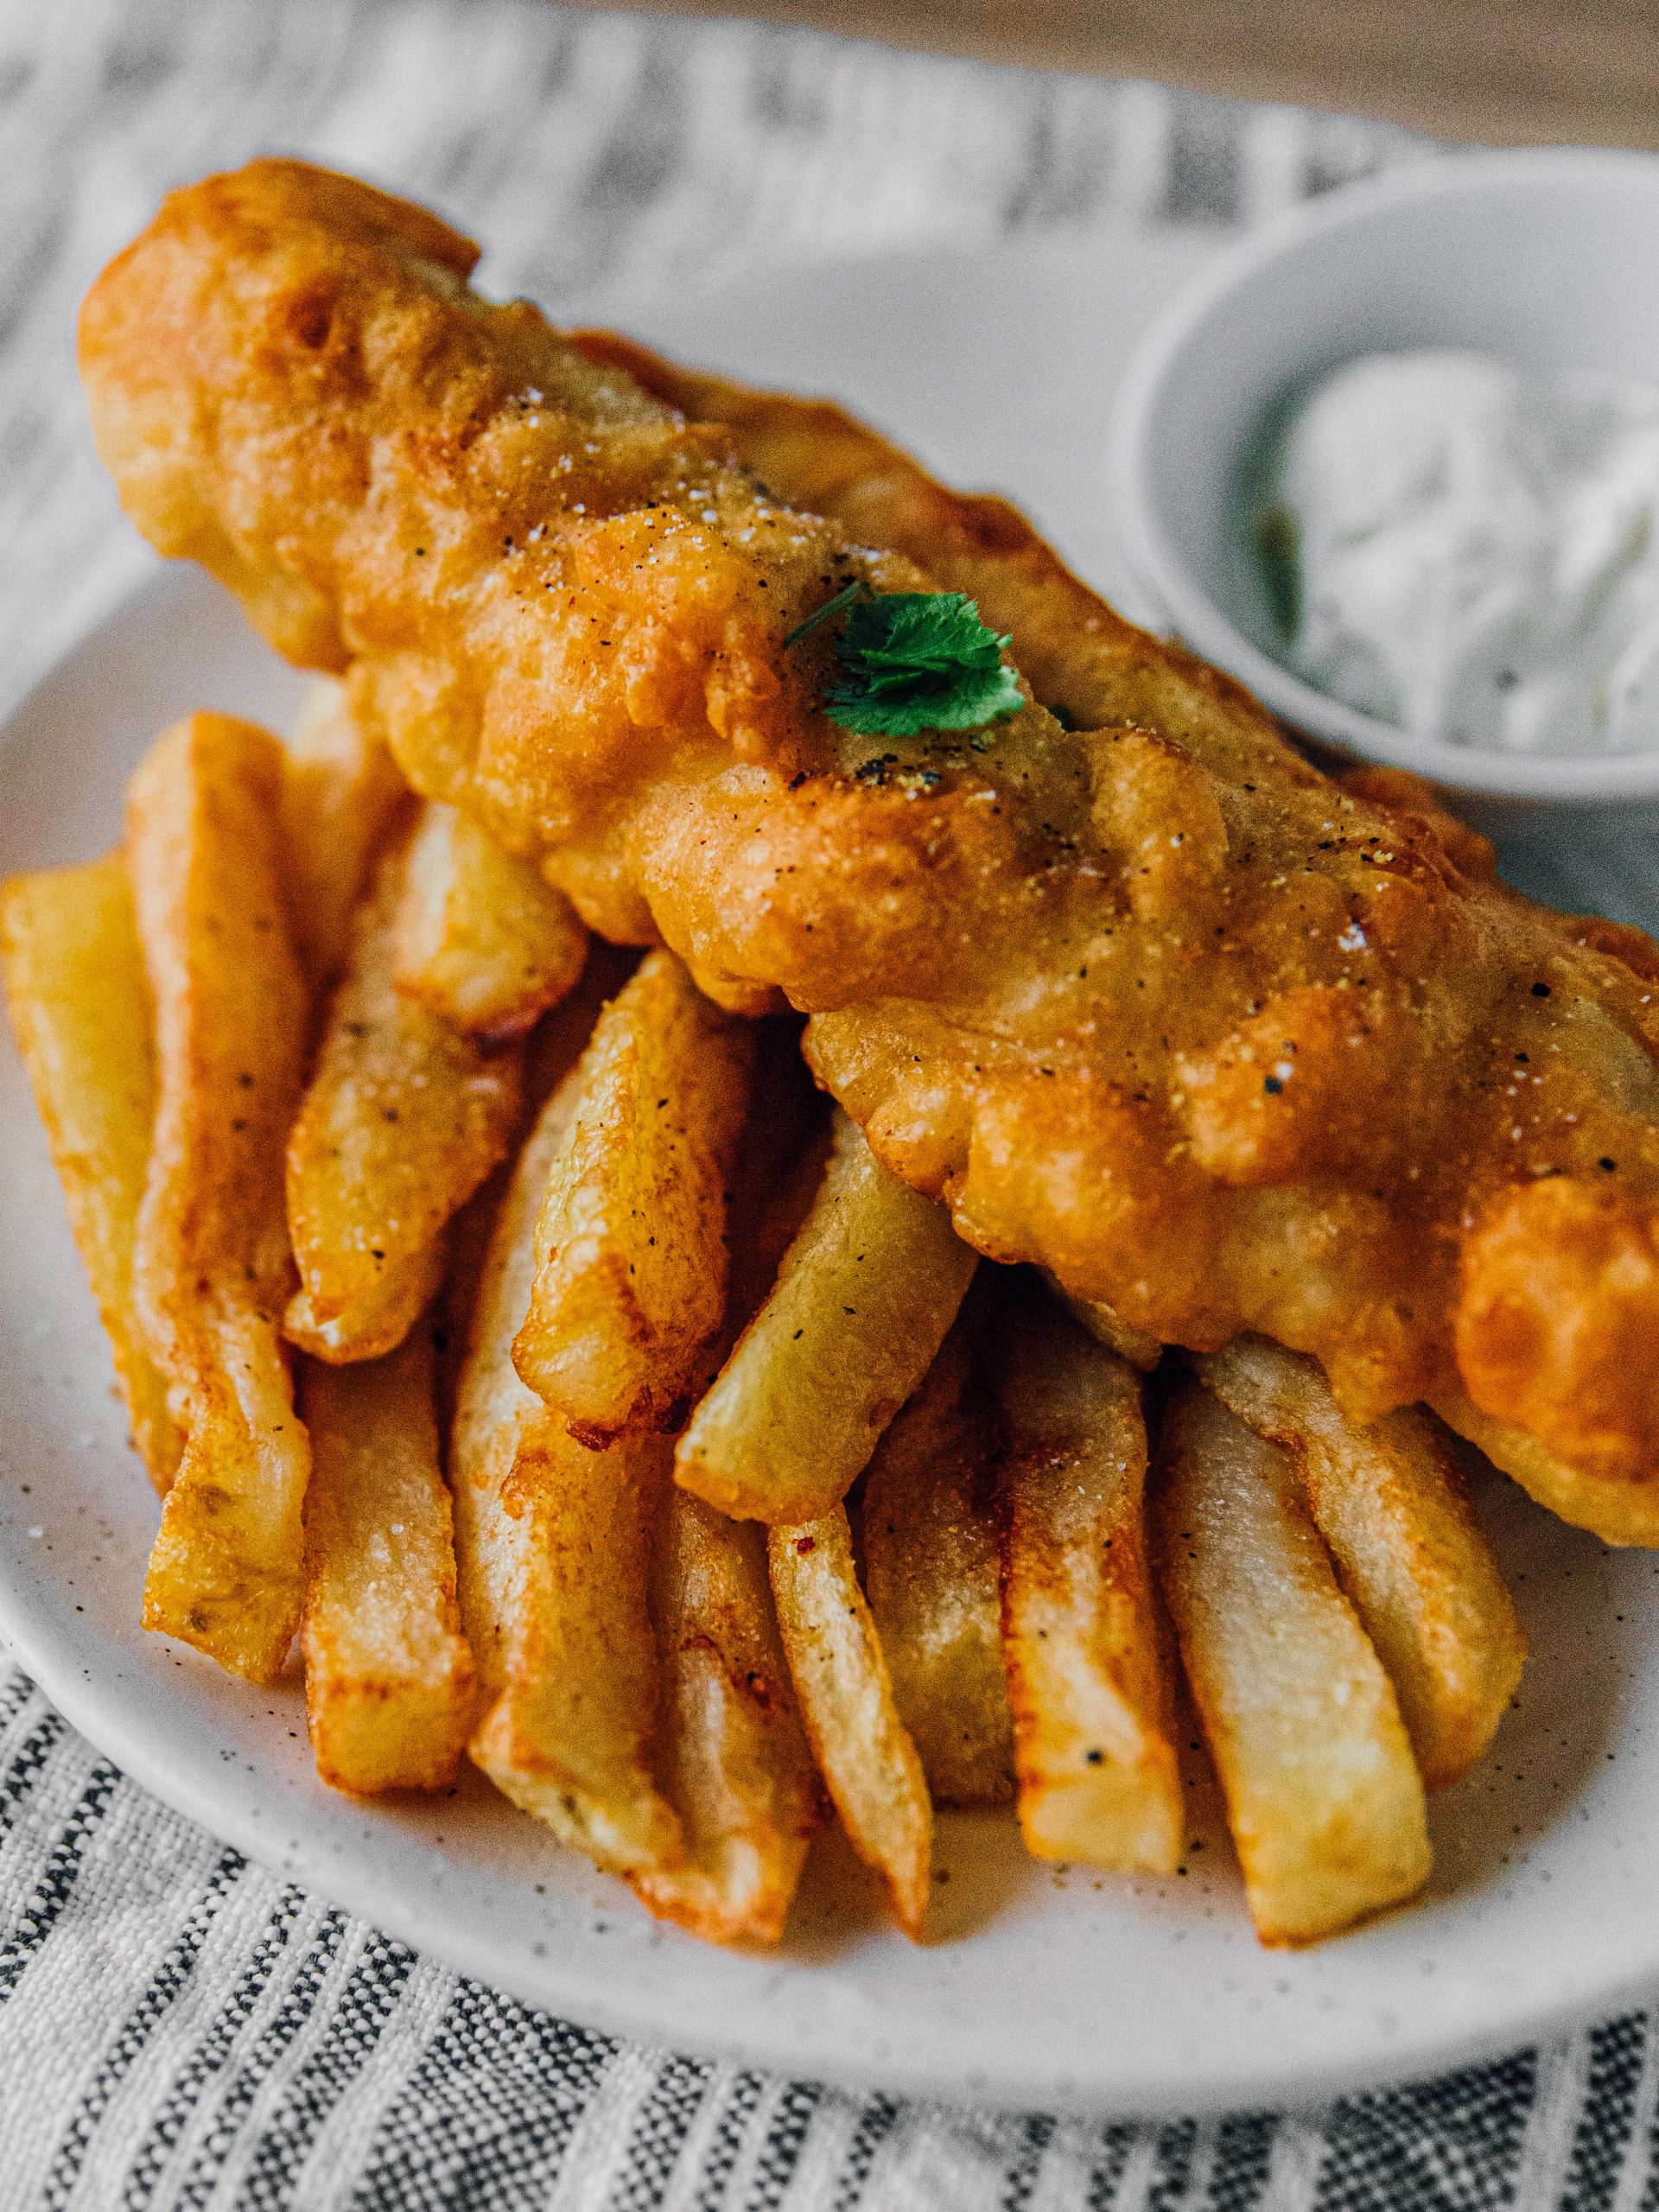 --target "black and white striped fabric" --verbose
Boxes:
[3,1669,1656,2209]
[0,4,1648,2203]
